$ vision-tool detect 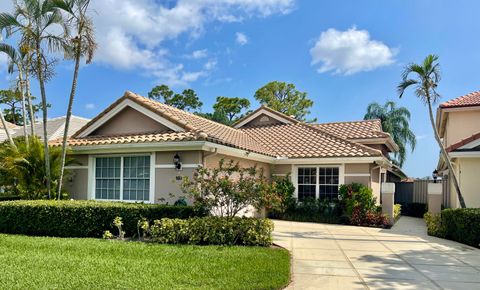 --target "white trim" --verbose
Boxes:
[87,156,94,200]
[272,173,287,177]
[65,165,88,170]
[344,173,371,177]
[77,99,185,138]
[150,152,155,204]
[233,108,294,128]
[71,141,207,154]
[449,151,480,158]
[292,164,345,199]
[155,164,201,169]
[274,156,383,165]
[458,138,480,150]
